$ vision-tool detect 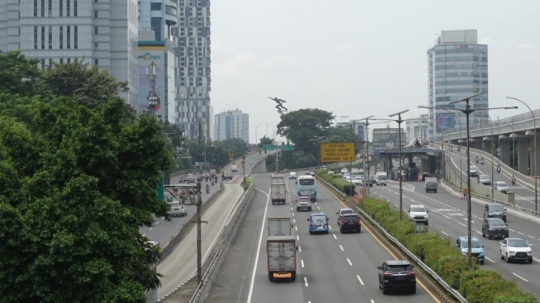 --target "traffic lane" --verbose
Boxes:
[247,174,305,303]
[371,187,540,298]
[309,185,437,303]
[141,180,222,244]
[447,150,535,209]
[206,180,272,303]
